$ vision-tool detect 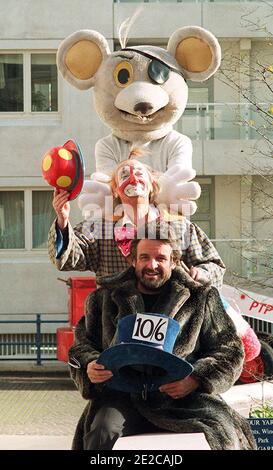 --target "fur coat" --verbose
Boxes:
[69,267,256,450]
